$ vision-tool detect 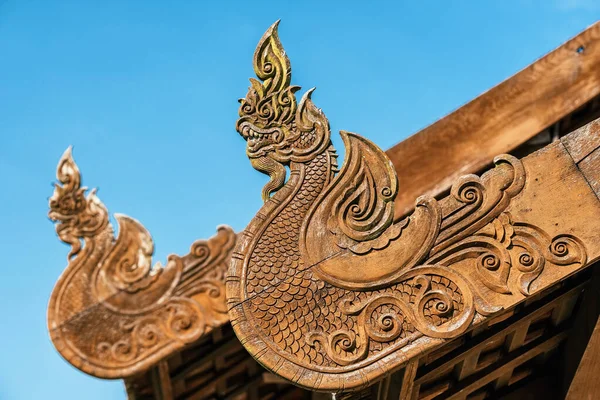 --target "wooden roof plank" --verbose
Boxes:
[565,304,600,399]
[387,22,600,219]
